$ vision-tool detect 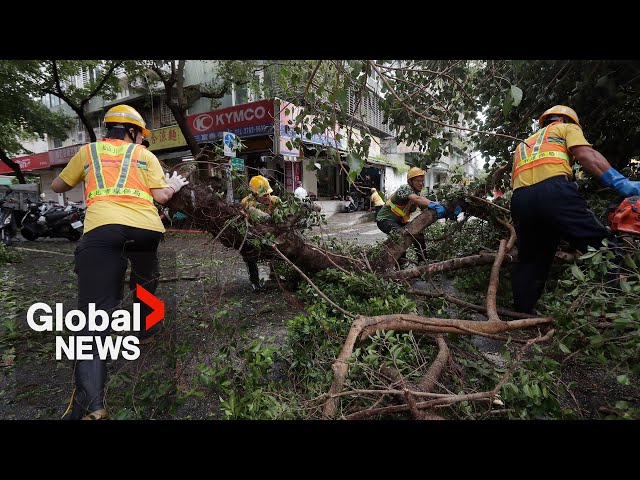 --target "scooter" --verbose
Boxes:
[20,197,85,241]
[0,189,18,246]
